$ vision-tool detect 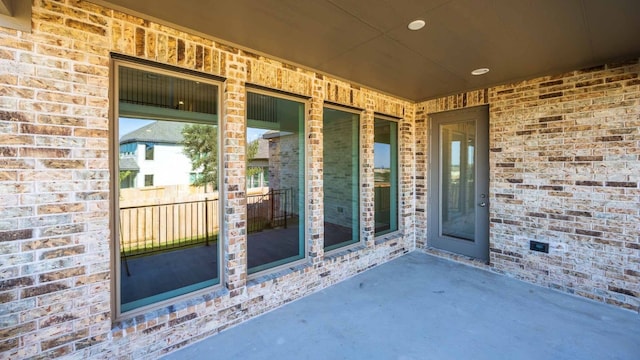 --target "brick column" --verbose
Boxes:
[361,94,375,247]
[399,105,416,246]
[413,104,429,249]
[222,53,247,296]
[307,77,325,264]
